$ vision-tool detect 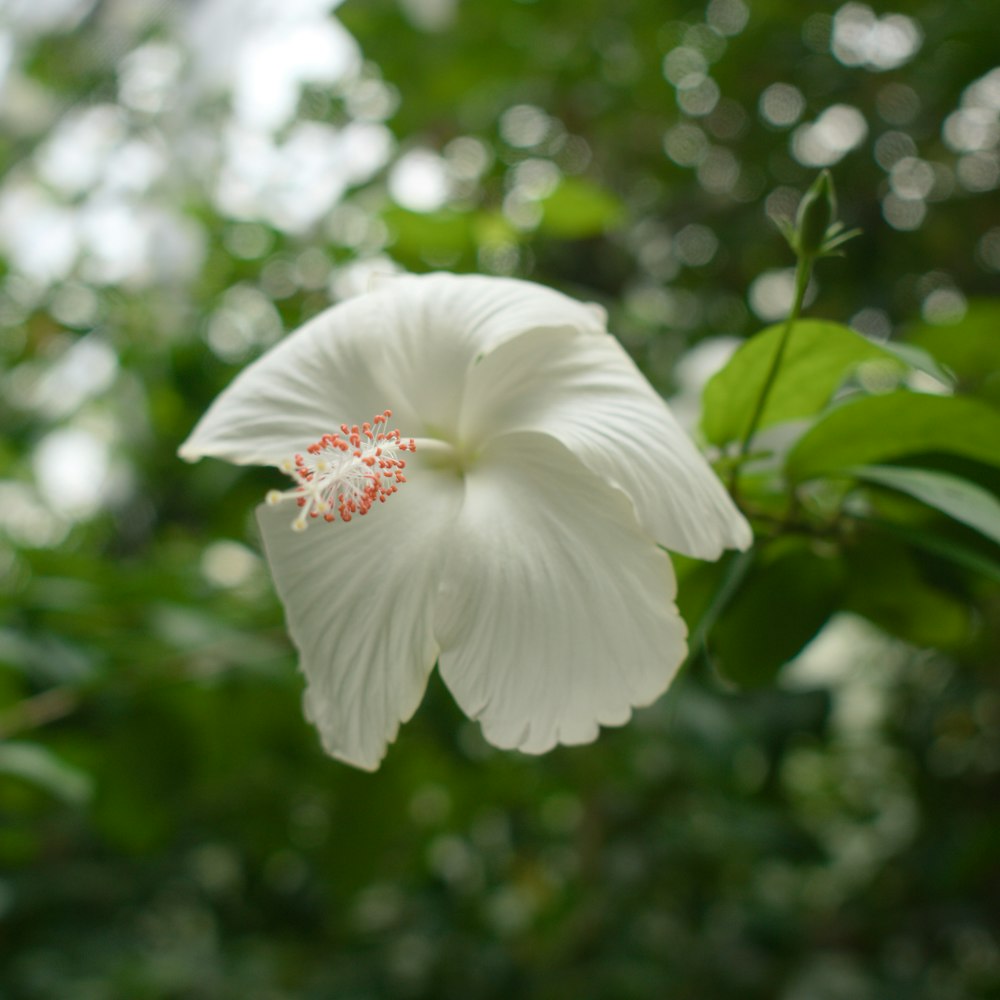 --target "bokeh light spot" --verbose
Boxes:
[881,193,925,231]
[921,287,967,325]
[663,123,709,166]
[674,224,718,267]
[662,47,708,87]
[388,148,451,212]
[792,104,868,167]
[678,76,720,117]
[831,3,922,71]
[874,130,917,171]
[201,540,261,589]
[889,157,935,201]
[976,228,1000,272]
[759,83,806,128]
[33,426,112,520]
[706,0,749,37]
[748,268,808,322]
[499,104,550,148]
